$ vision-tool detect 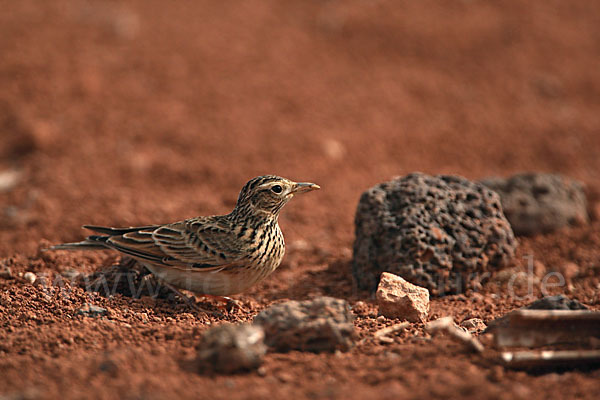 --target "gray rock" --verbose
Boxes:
[480,173,588,235]
[0,266,12,279]
[254,297,355,352]
[484,295,588,333]
[197,323,266,374]
[353,173,517,295]
[76,303,108,317]
[523,294,588,311]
